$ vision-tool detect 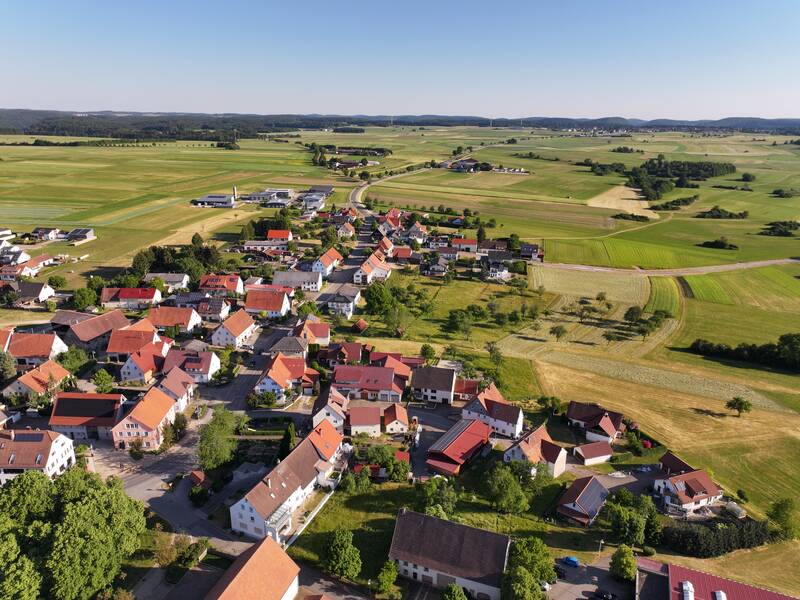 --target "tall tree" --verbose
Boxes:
[508,537,555,583]
[198,406,237,471]
[767,497,799,540]
[609,545,637,581]
[725,396,752,417]
[324,528,362,580]
[0,351,16,383]
[278,421,297,459]
[92,369,115,393]
[441,583,468,600]
[485,464,529,514]
[376,559,398,594]
[501,566,542,600]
